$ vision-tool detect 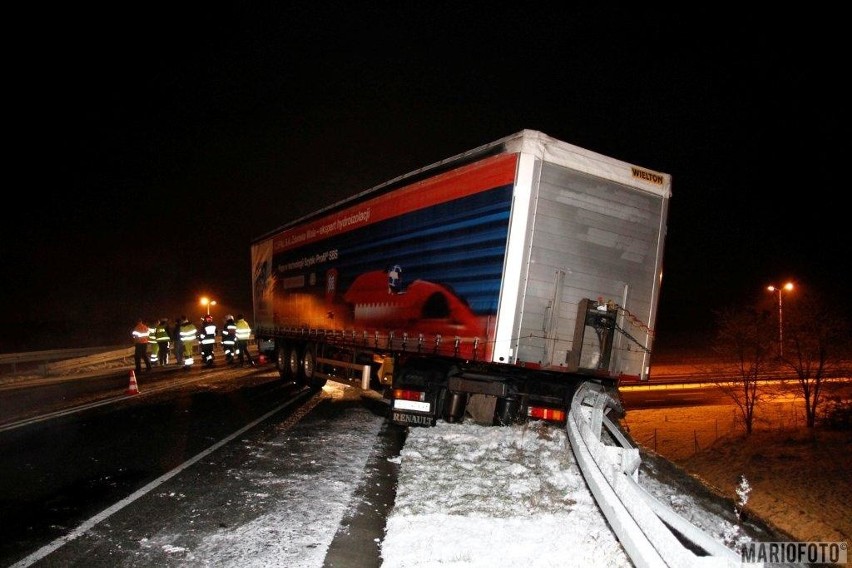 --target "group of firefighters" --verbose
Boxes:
[132,314,255,375]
